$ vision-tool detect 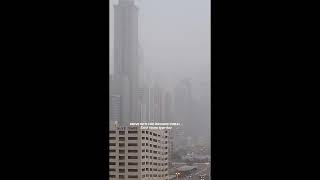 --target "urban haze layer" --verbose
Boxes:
[108,0,211,180]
